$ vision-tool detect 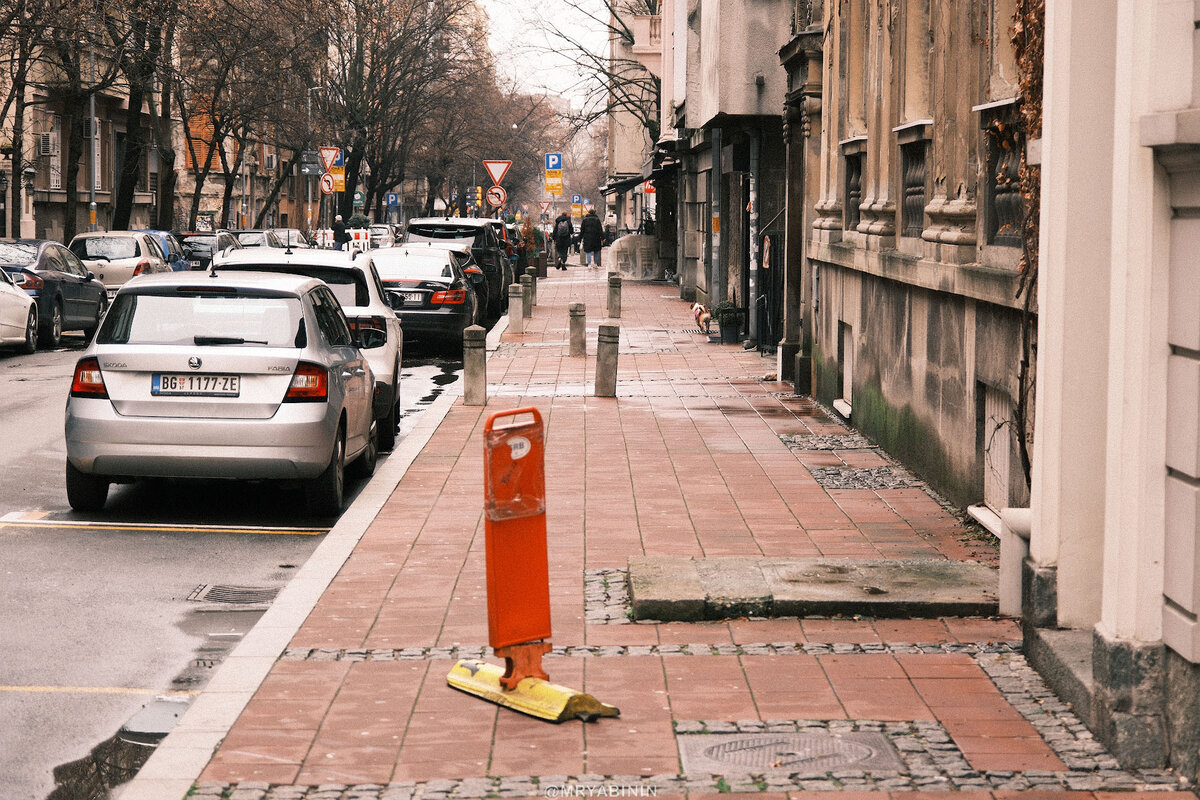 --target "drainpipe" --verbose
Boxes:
[747,134,760,344]
[711,127,722,301]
